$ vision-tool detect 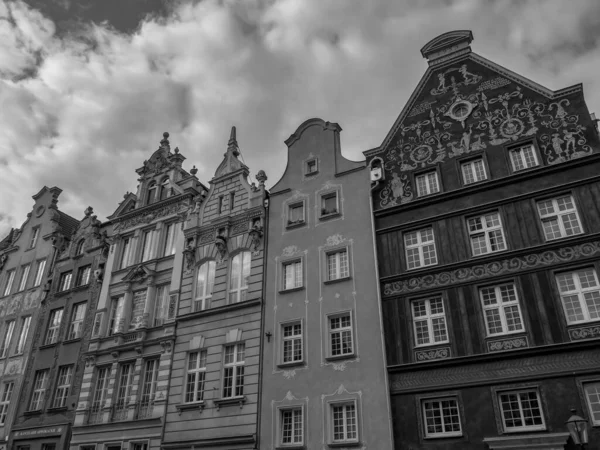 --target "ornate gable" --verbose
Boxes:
[214,127,249,179]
